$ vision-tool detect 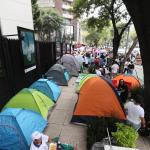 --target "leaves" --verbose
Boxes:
[112,123,139,148]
